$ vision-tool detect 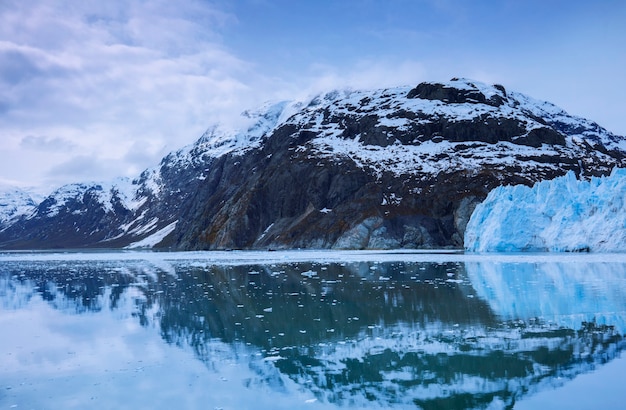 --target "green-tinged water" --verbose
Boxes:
[1,251,625,409]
